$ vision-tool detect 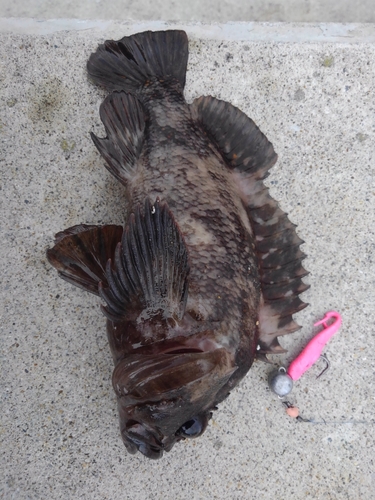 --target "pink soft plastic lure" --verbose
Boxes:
[287,311,342,381]
[268,311,342,398]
